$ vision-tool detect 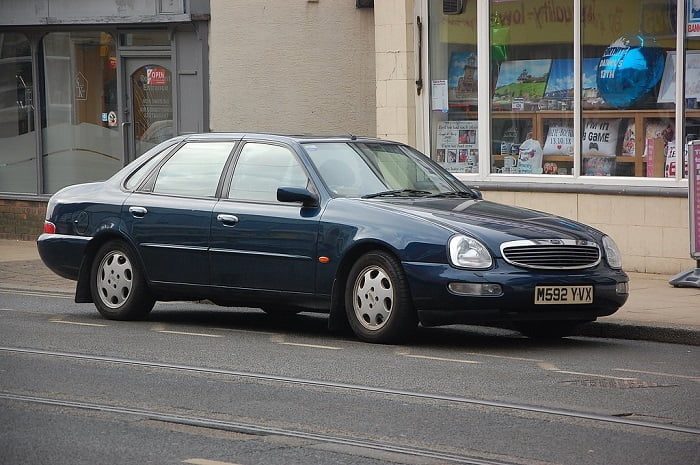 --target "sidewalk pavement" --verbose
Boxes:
[1,239,698,345]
